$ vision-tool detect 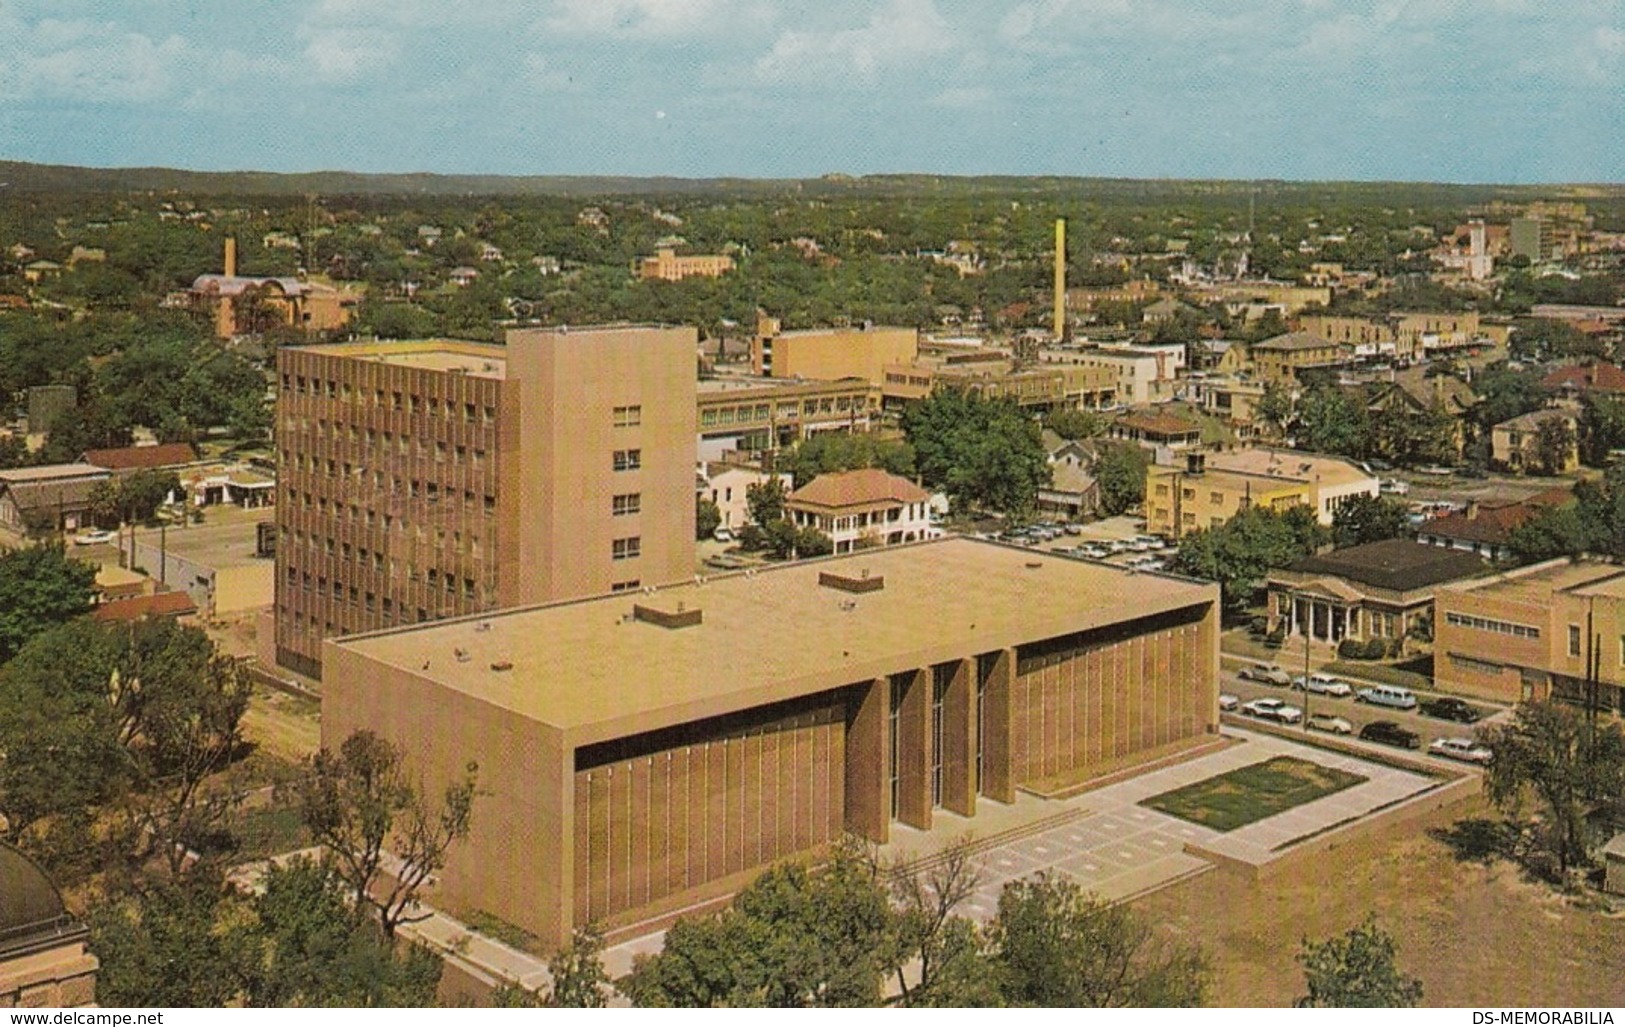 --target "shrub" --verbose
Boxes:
[1338,639,1365,660]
